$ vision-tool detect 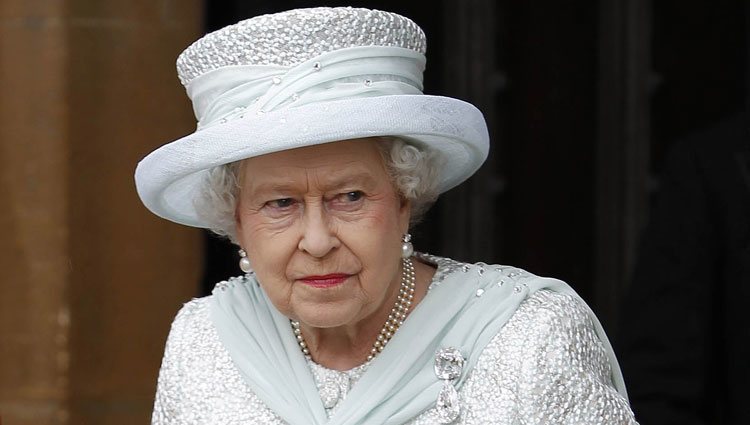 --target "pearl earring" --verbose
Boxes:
[238,249,252,273]
[401,233,414,258]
